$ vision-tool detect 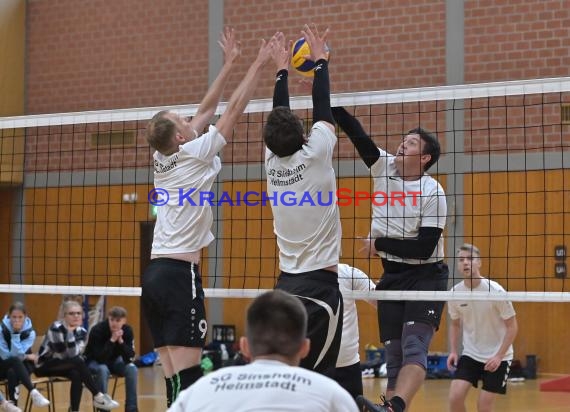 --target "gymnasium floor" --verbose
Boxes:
[362,375,570,412]
[32,366,570,411]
